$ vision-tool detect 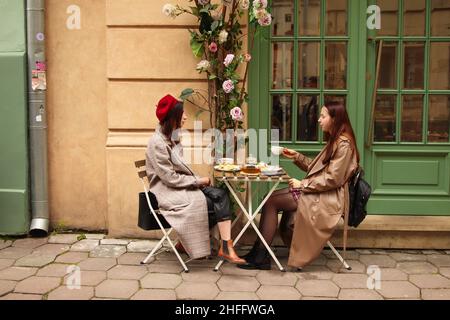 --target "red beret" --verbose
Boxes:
[156,94,180,122]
